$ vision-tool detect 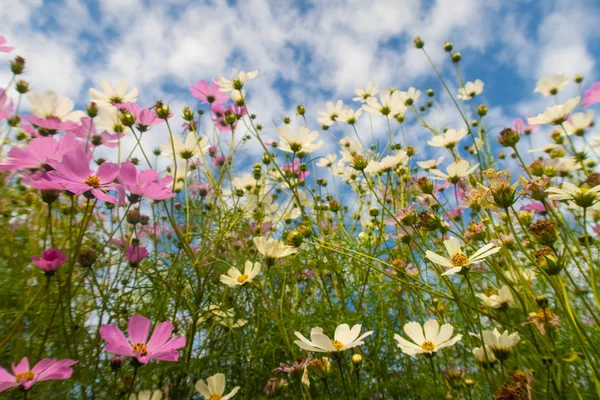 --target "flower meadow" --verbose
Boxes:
[1,33,600,400]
